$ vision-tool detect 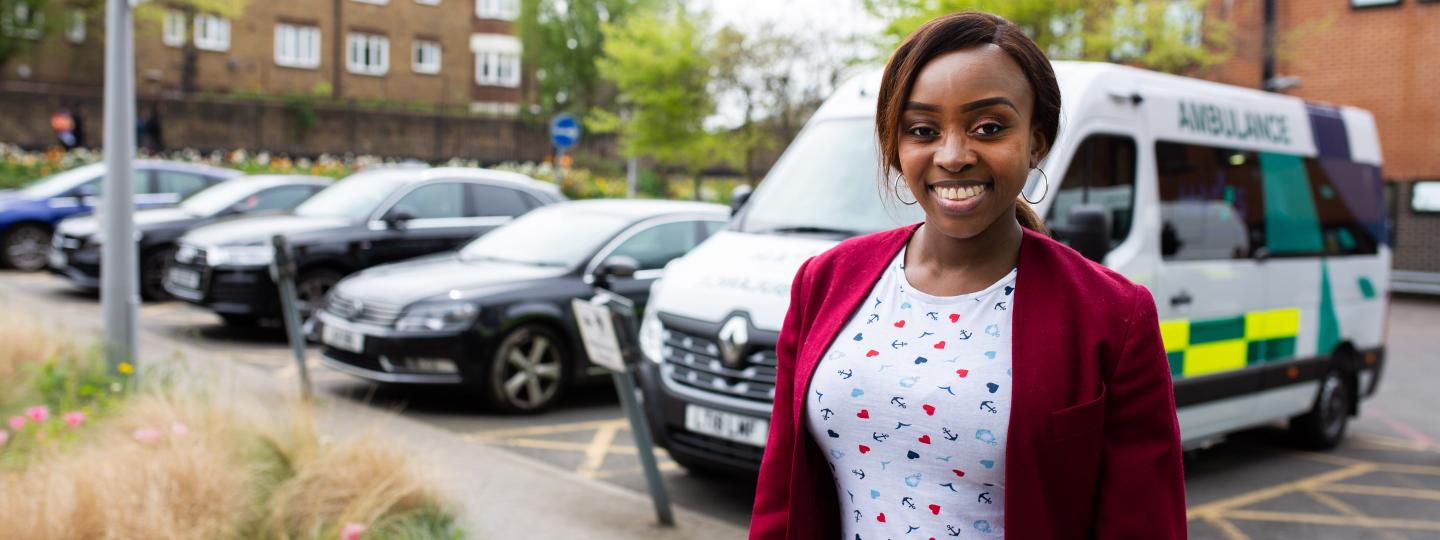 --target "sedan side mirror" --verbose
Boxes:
[730,184,753,217]
[1064,204,1110,263]
[383,208,416,230]
[592,255,640,289]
